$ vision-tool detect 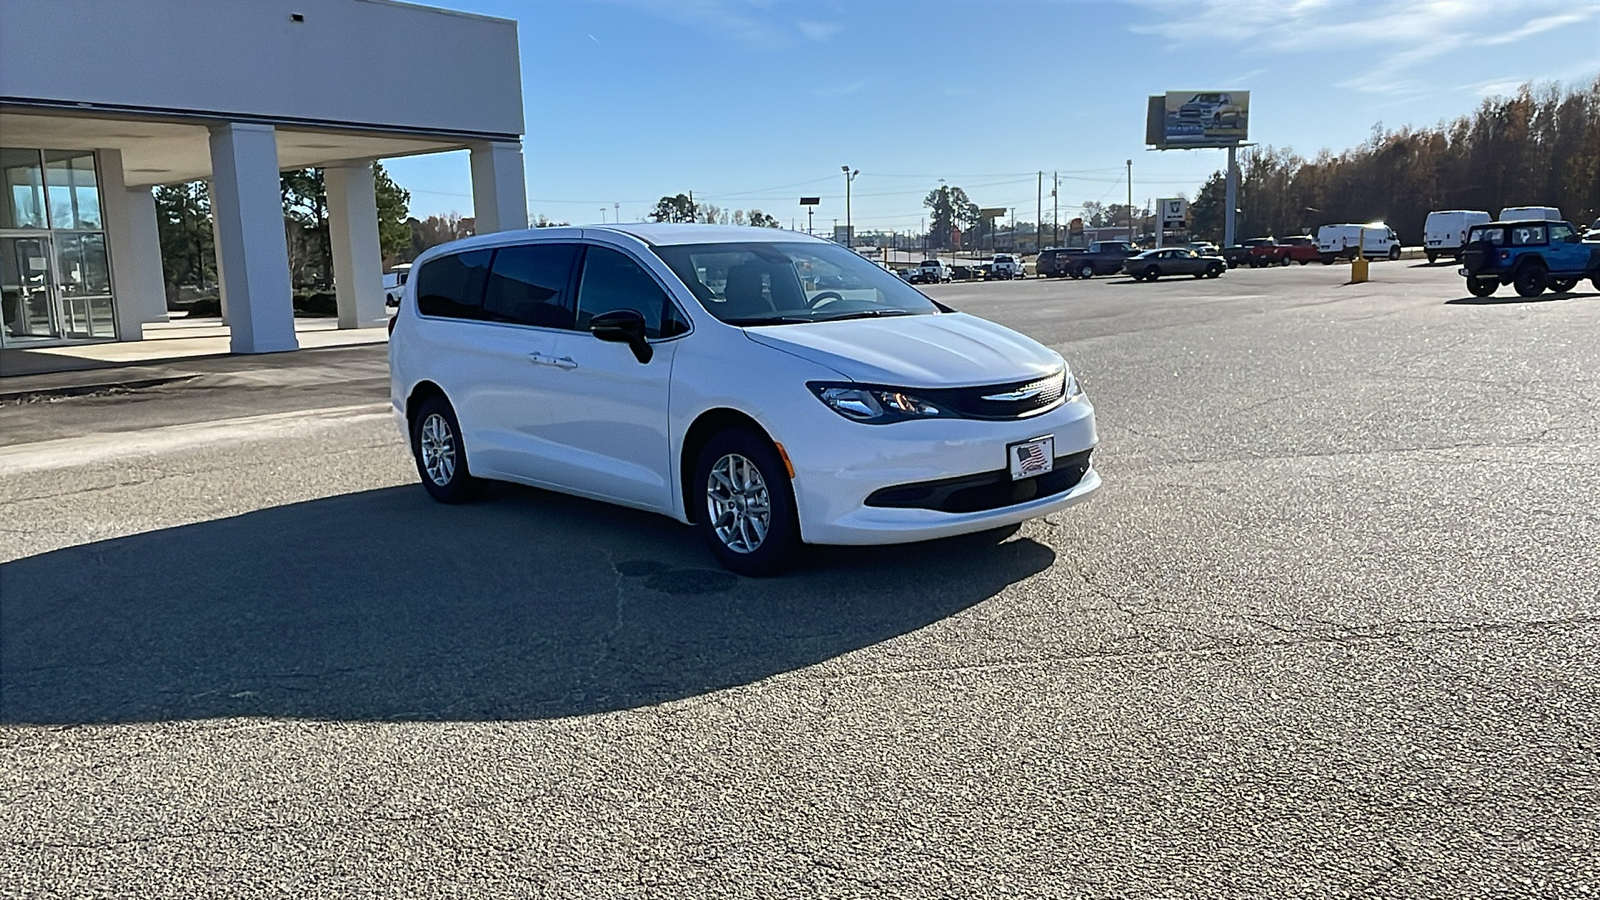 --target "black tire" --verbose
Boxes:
[1388,245,1402,261]
[1592,274,1600,292]
[1550,277,1578,292]
[693,428,801,577]
[411,394,478,504]
[1078,263,1095,279]
[1320,255,1335,265]
[1206,263,1224,278]
[1513,263,1547,298]
[1142,265,1160,281]
[1279,256,1291,266]
[1298,258,1309,265]
[1466,277,1498,298]
[1426,250,1438,263]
